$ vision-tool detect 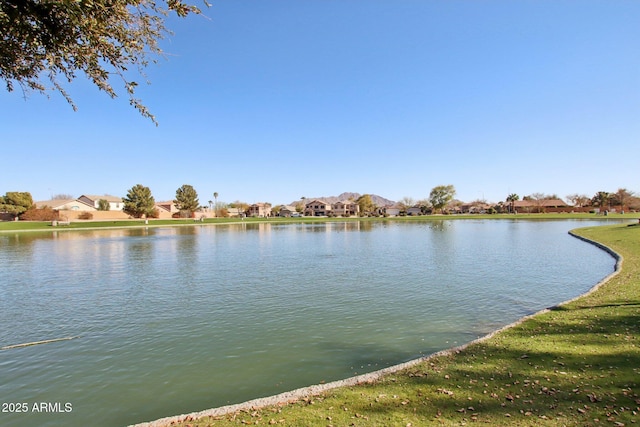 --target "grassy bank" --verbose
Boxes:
[1,212,638,233]
[155,223,639,427]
